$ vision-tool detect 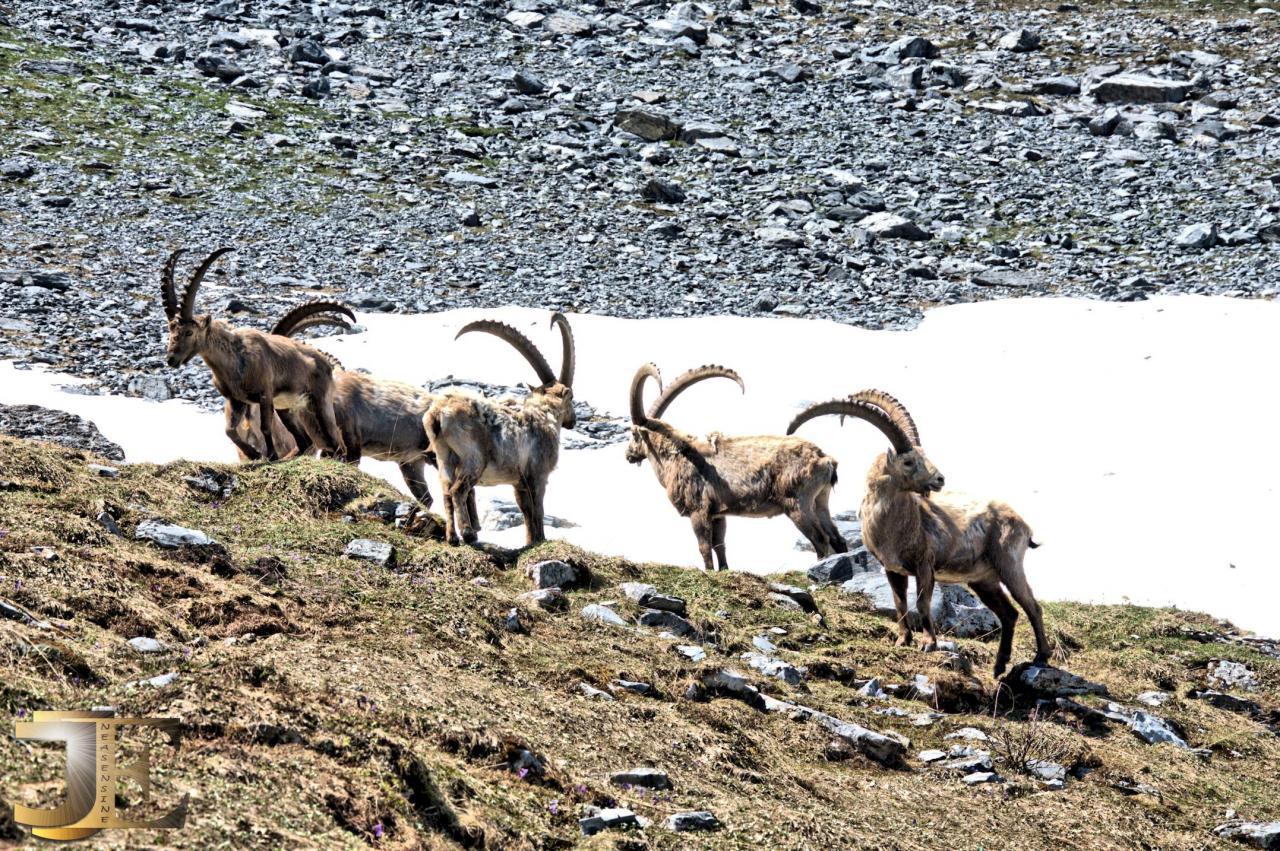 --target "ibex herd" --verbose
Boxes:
[159,249,1050,675]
